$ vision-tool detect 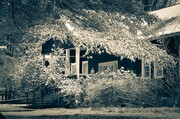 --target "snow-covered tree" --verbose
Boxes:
[0,0,175,67]
[0,53,18,99]
[0,0,177,106]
